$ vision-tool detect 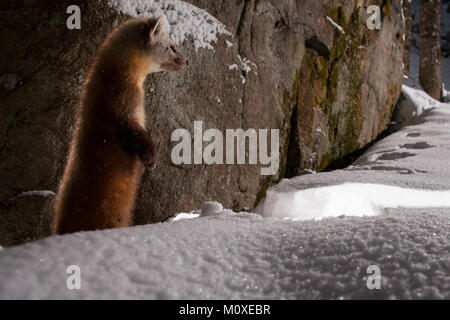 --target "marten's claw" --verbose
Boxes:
[140,151,156,170]
[143,157,157,170]
[146,161,157,171]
